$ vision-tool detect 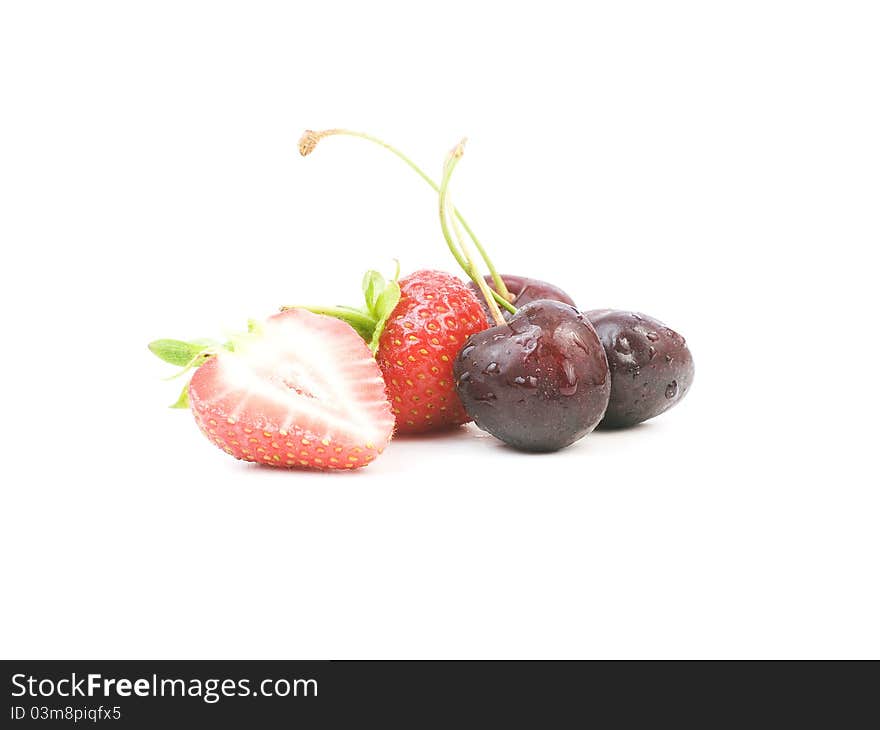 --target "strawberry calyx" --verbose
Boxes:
[147,320,264,409]
[280,265,401,354]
